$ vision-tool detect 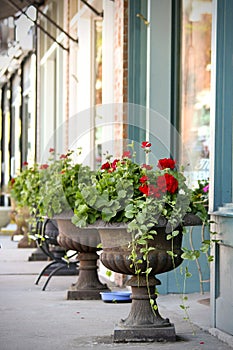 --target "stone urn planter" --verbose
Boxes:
[97,213,202,342]
[16,207,37,249]
[55,211,110,300]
